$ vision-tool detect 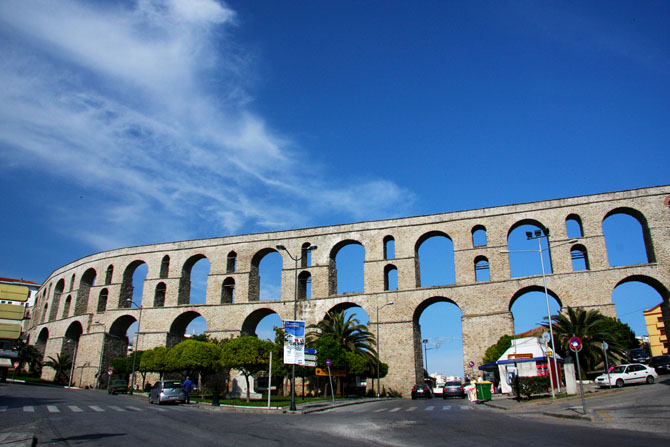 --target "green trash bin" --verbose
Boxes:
[475,381,492,401]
